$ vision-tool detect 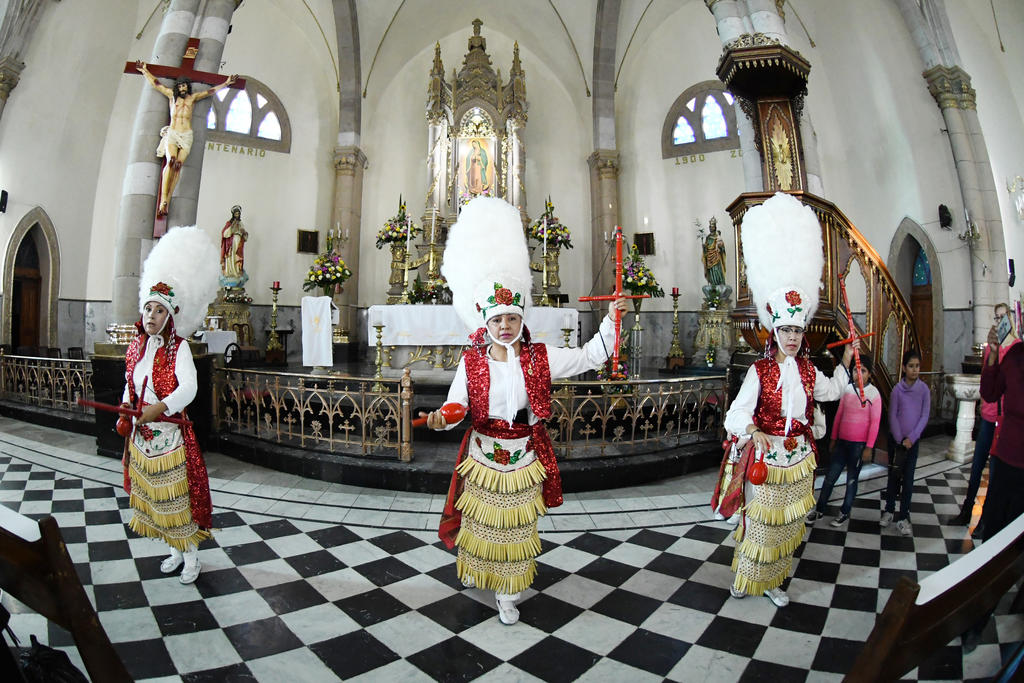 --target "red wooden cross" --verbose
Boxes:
[579,226,649,379]
[124,38,246,237]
